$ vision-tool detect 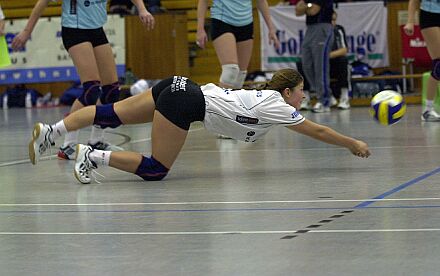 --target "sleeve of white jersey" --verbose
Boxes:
[256,96,305,126]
